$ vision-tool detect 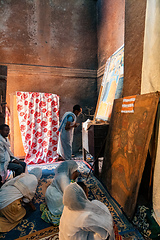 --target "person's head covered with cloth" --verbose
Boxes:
[0,167,42,232]
[1,167,42,203]
[51,160,79,193]
[44,160,79,220]
[59,182,115,240]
